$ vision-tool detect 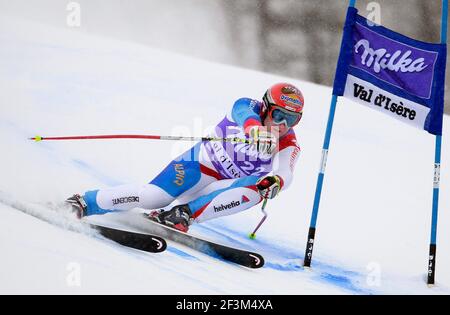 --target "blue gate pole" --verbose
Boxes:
[427,0,448,286]
[303,95,338,267]
[303,0,357,268]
